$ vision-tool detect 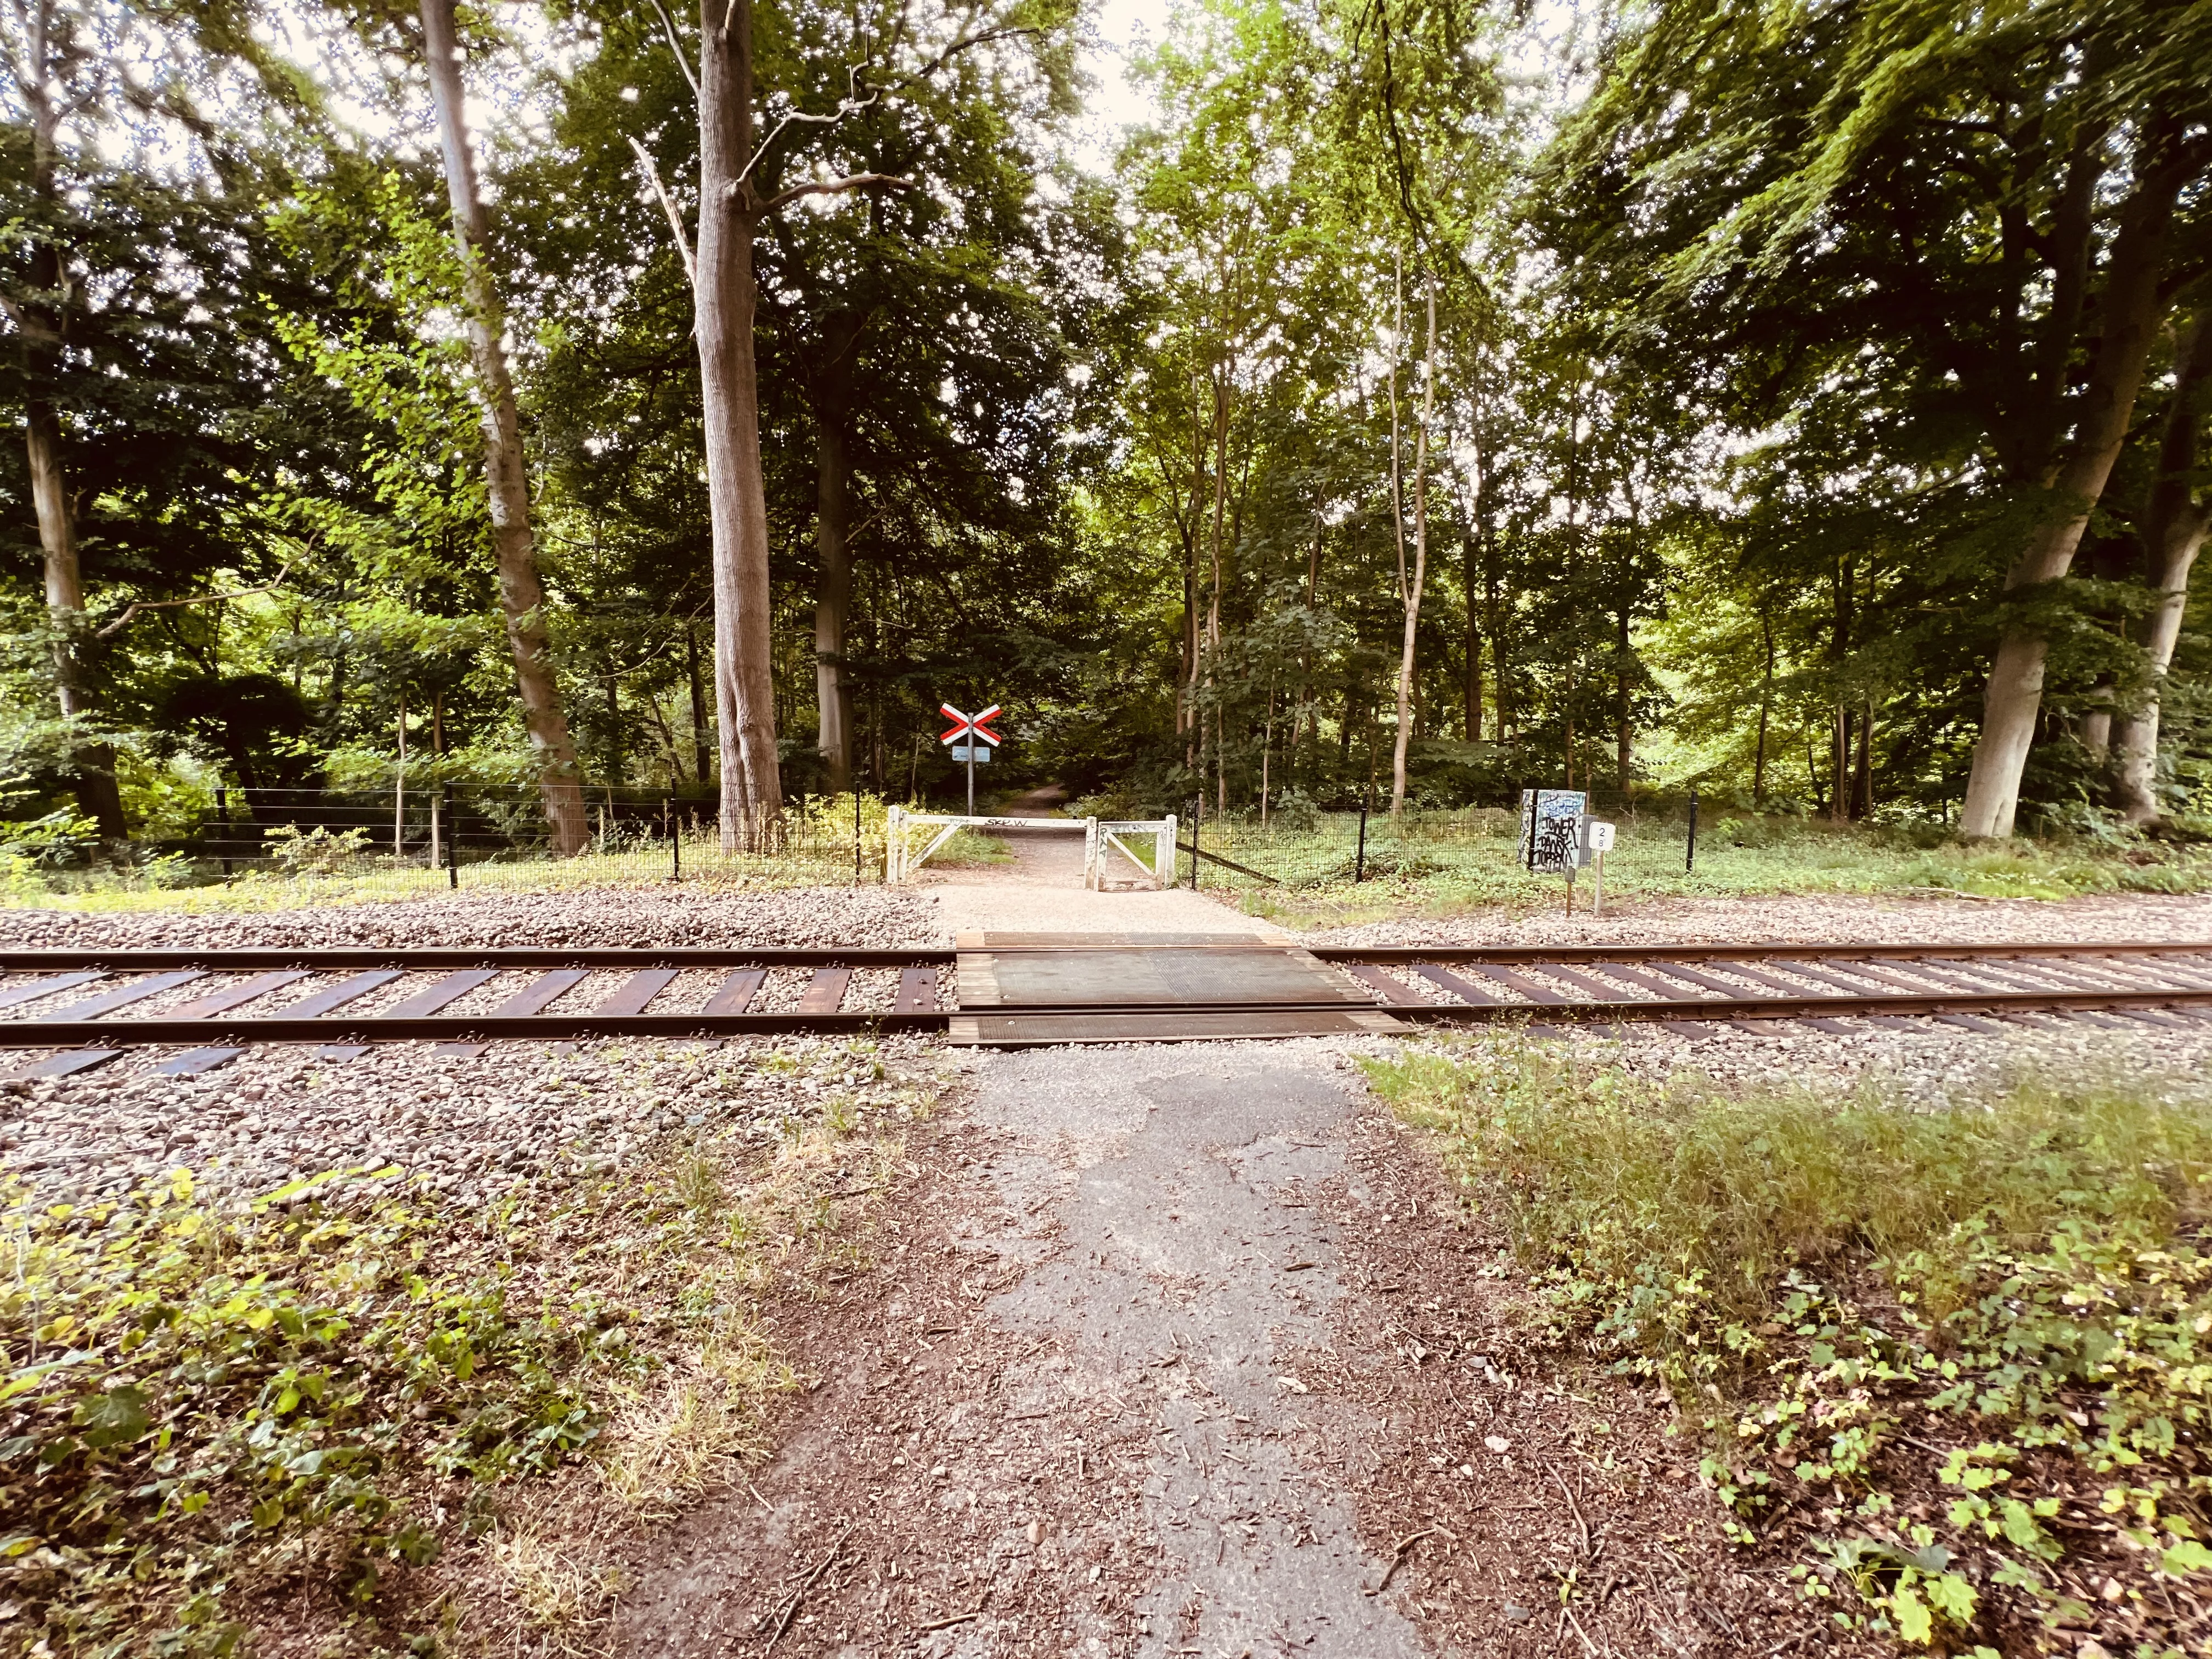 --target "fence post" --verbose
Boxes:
[216,787,232,879]
[1084,817,1099,890]
[1158,814,1176,891]
[444,785,458,888]
[1686,787,1699,874]
[1190,794,1201,890]
[1355,799,1370,883]
[665,797,680,881]
[886,805,903,884]
[854,789,862,885]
